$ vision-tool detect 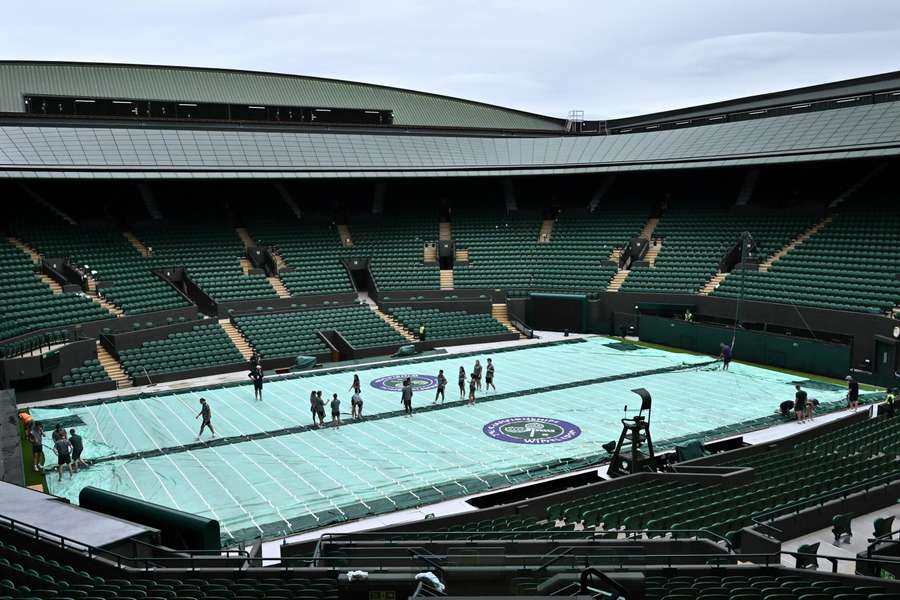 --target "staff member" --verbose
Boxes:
[401,378,414,416]
[719,343,733,371]
[846,376,859,411]
[249,364,264,401]
[195,398,216,439]
[794,384,808,423]
[435,370,447,404]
